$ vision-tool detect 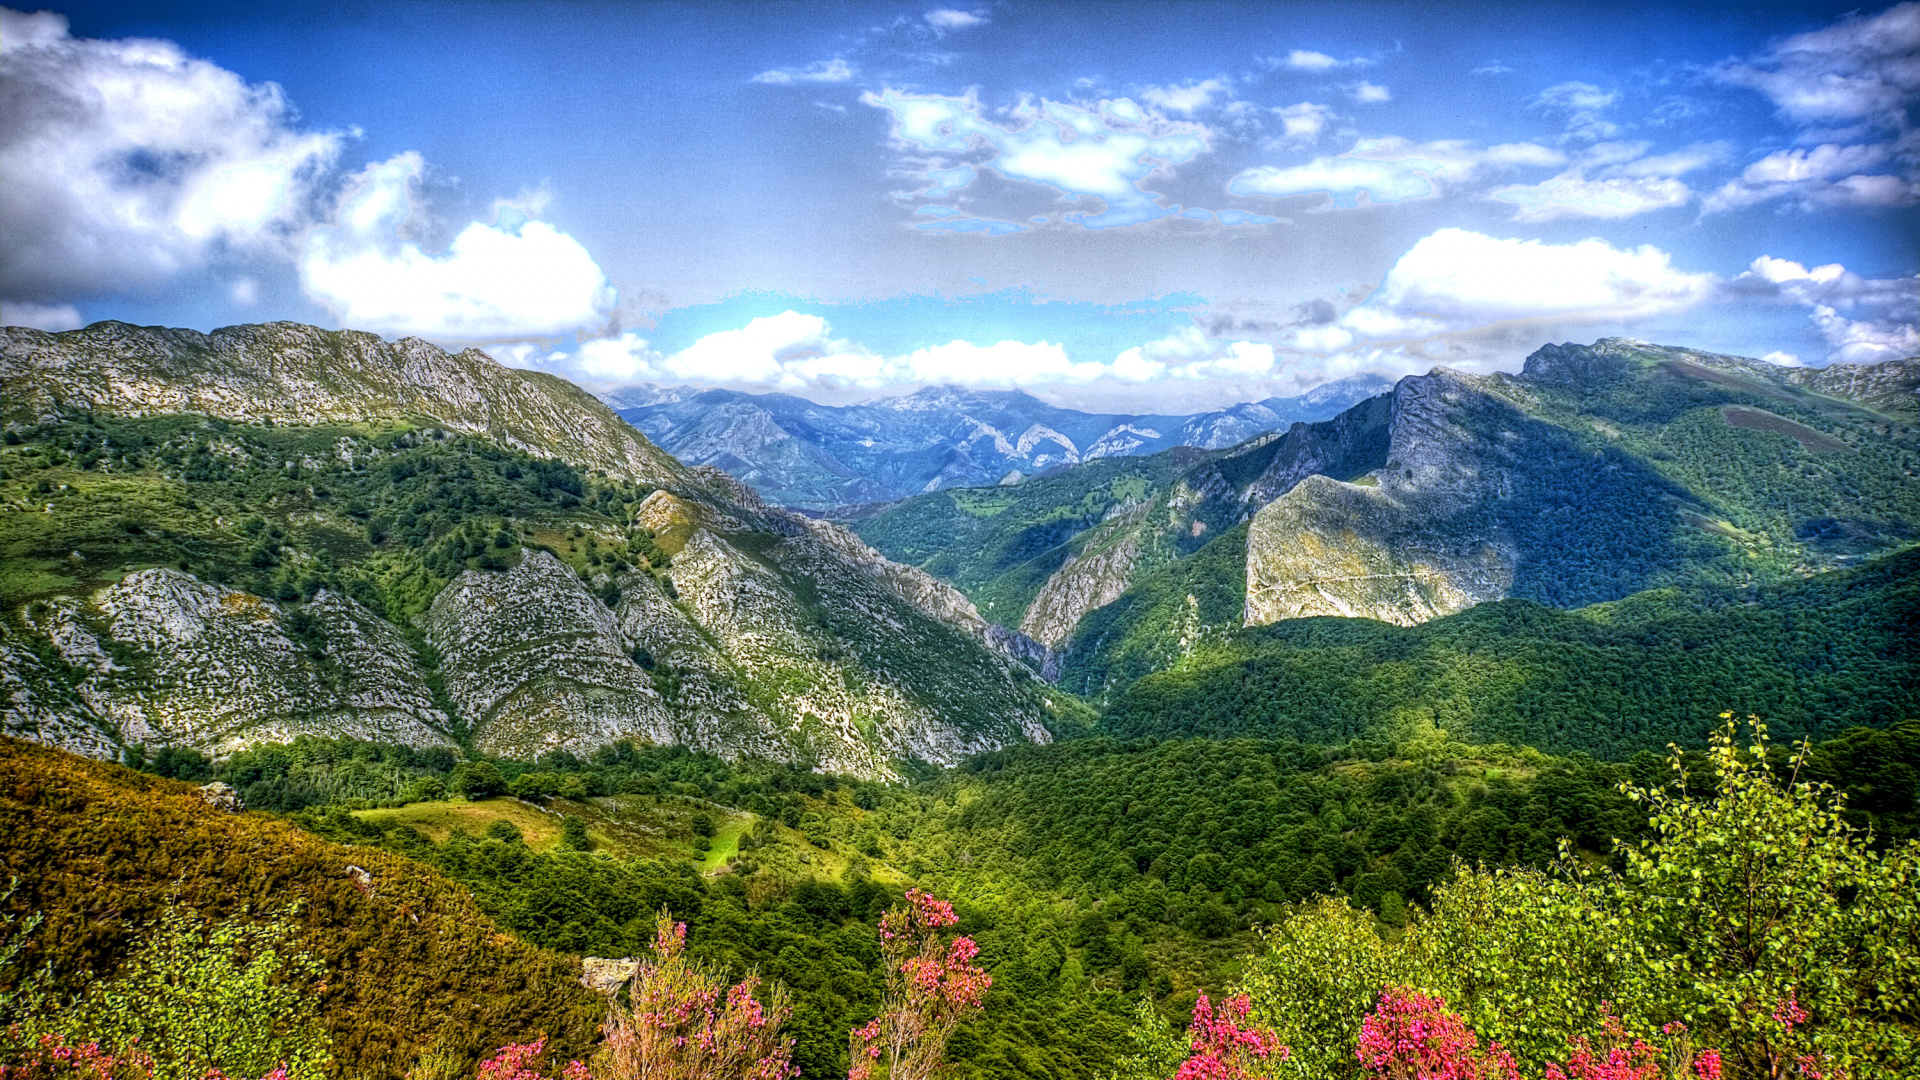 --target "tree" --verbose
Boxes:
[561,816,591,852]
[451,761,506,800]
